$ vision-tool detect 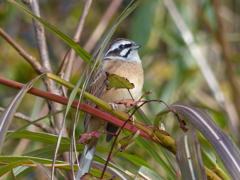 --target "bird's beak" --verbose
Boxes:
[132,43,141,50]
